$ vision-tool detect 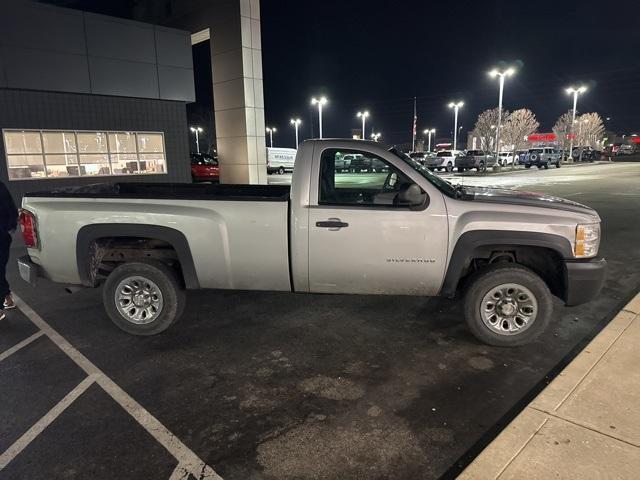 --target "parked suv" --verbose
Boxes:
[455,150,497,172]
[523,148,561,169]
[572,147,600,162]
